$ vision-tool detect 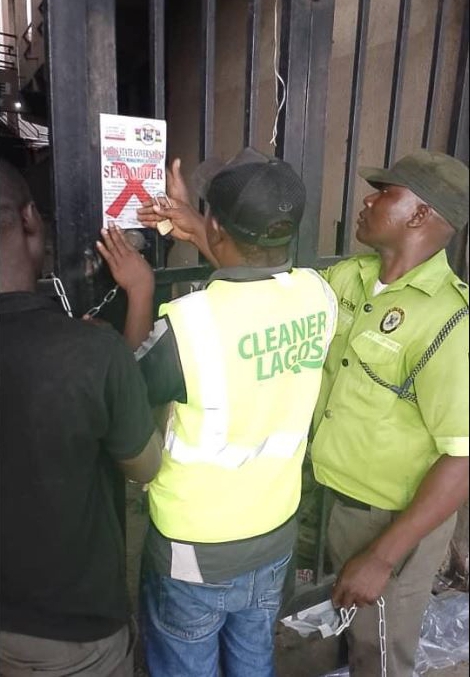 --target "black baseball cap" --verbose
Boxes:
[359,150,469,232]
[192,147,306,247]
